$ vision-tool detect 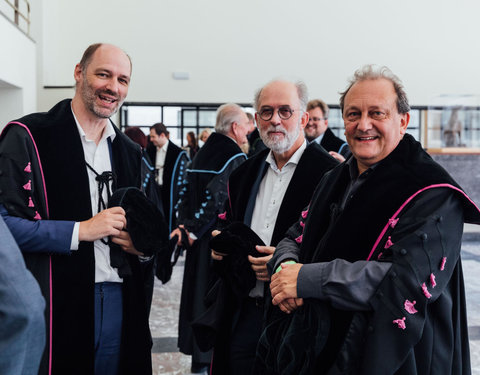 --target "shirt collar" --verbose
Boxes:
[71,105,116,143]
[266,140,307,172]
[159,140,169,152]
[313,132,325,144]
[347,156,377,181]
